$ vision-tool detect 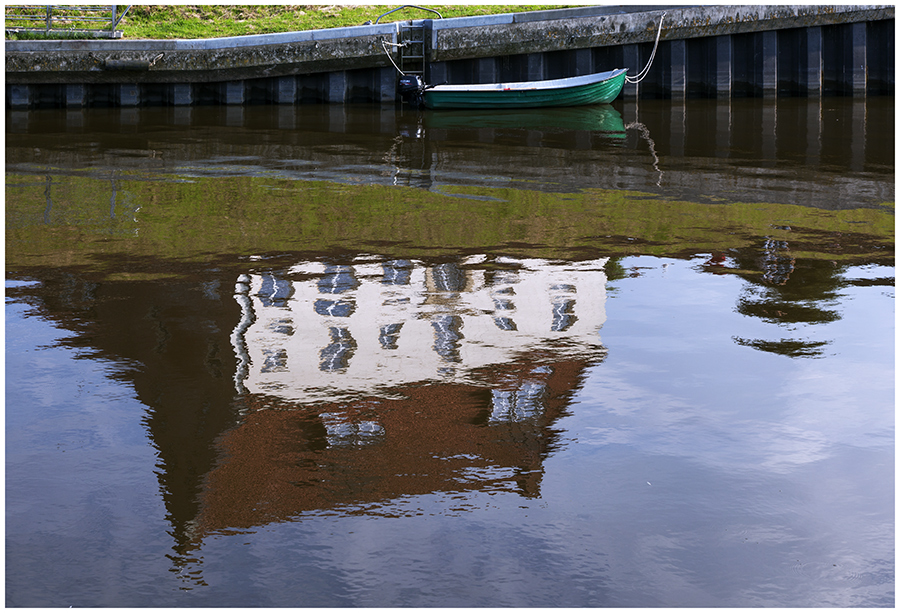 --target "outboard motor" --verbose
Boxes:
[397,74,426,109]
